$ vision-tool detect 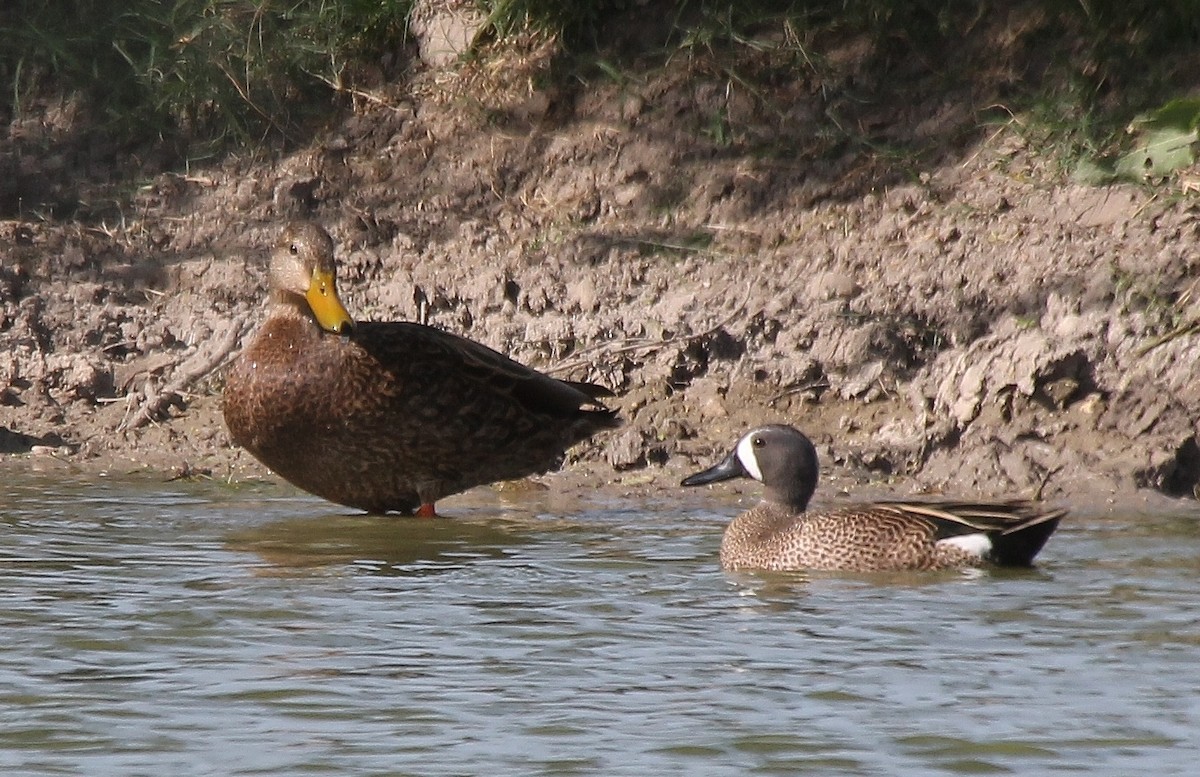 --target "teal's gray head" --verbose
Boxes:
[681,424,818,510]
